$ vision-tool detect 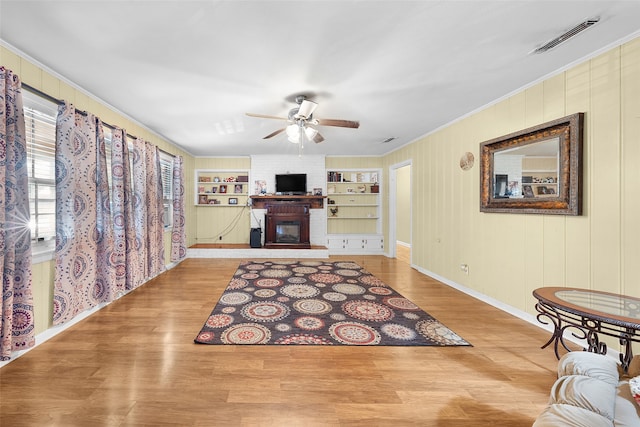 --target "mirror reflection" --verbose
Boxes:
[493,137,559,200]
